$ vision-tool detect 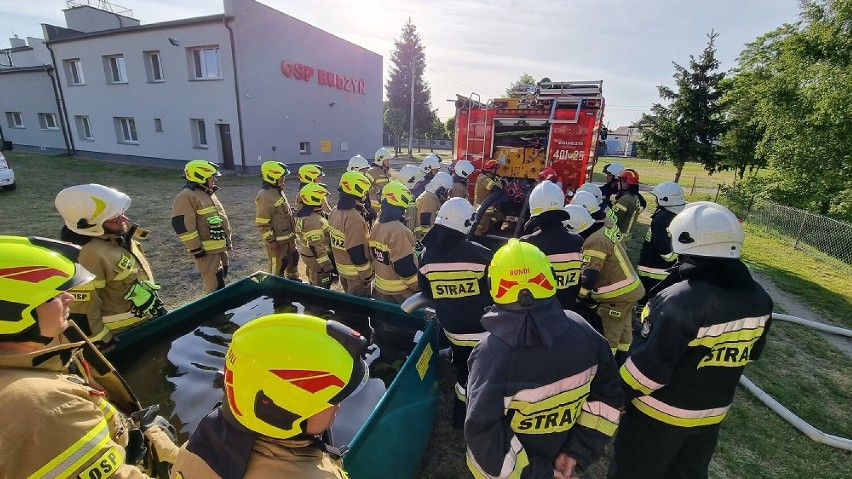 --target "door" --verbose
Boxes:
[218,124,234,170]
